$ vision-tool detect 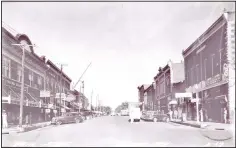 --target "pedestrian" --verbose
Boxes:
[25,115,29,126]
[174,109,178,121]
[199,108,203,122]
[168,109,173,121]
[223,108,227,124]
[2,110,8,128]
